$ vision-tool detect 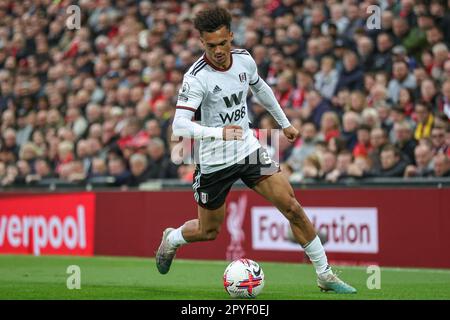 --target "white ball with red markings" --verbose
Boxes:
[223,258,265,298]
